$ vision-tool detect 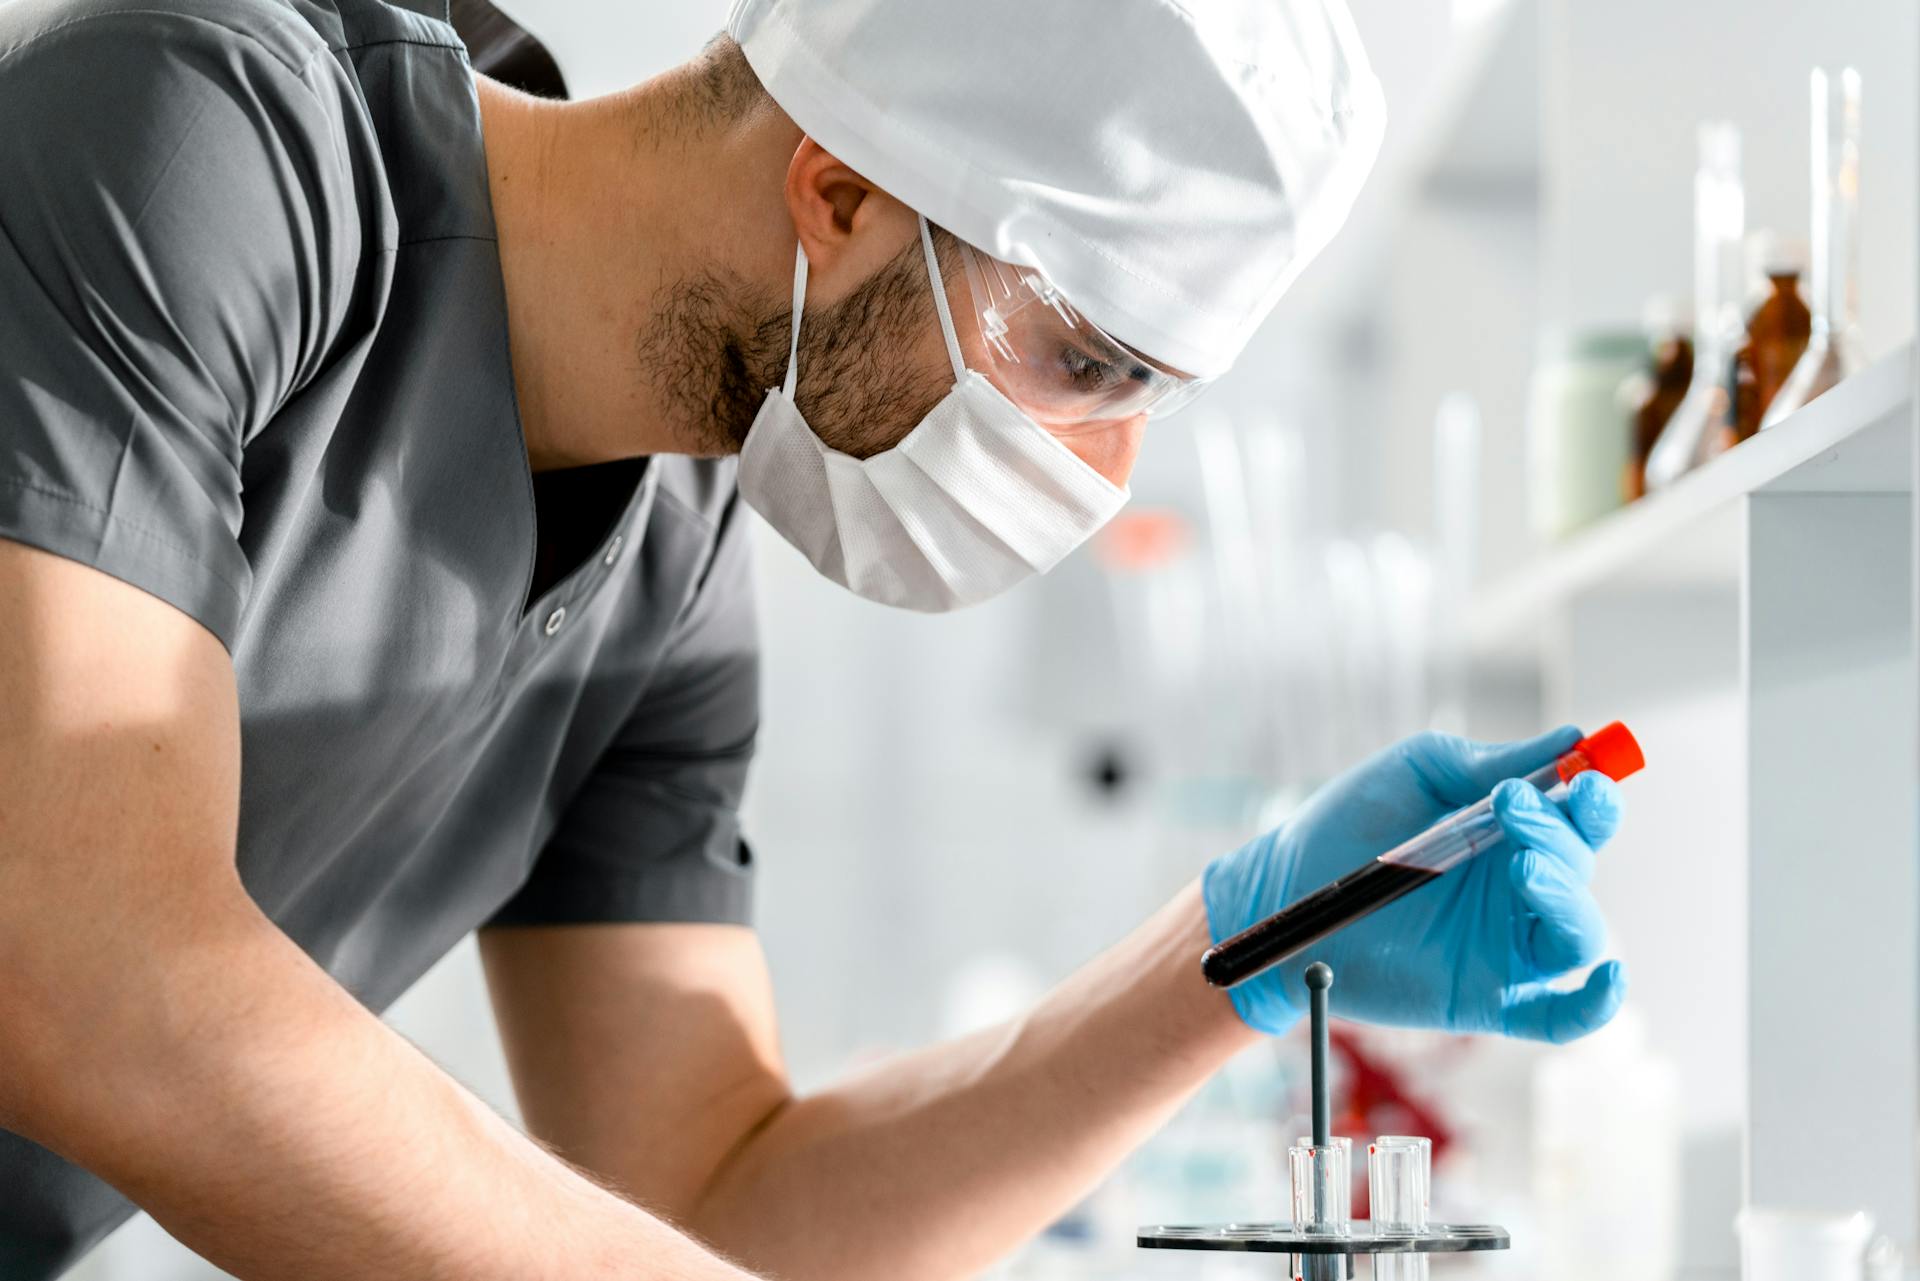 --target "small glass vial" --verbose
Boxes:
[1370,1135,1433,1281]
[1291,1136,1352,1234]
[1290,1138,1353,1281]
